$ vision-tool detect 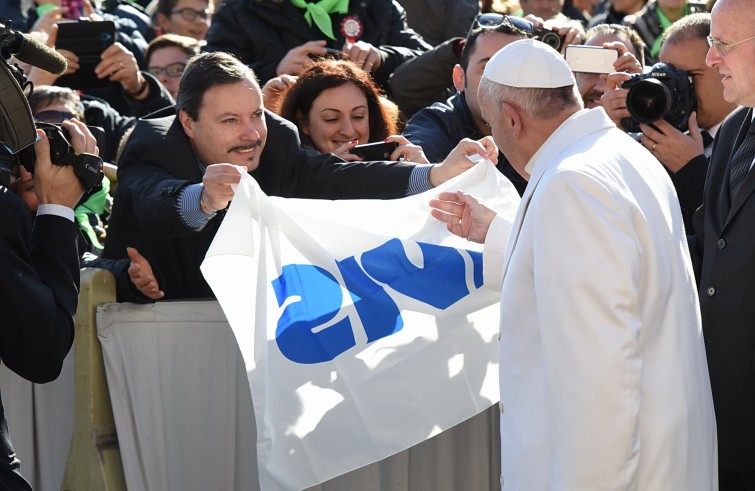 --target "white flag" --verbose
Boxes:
[201,160,520,491]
